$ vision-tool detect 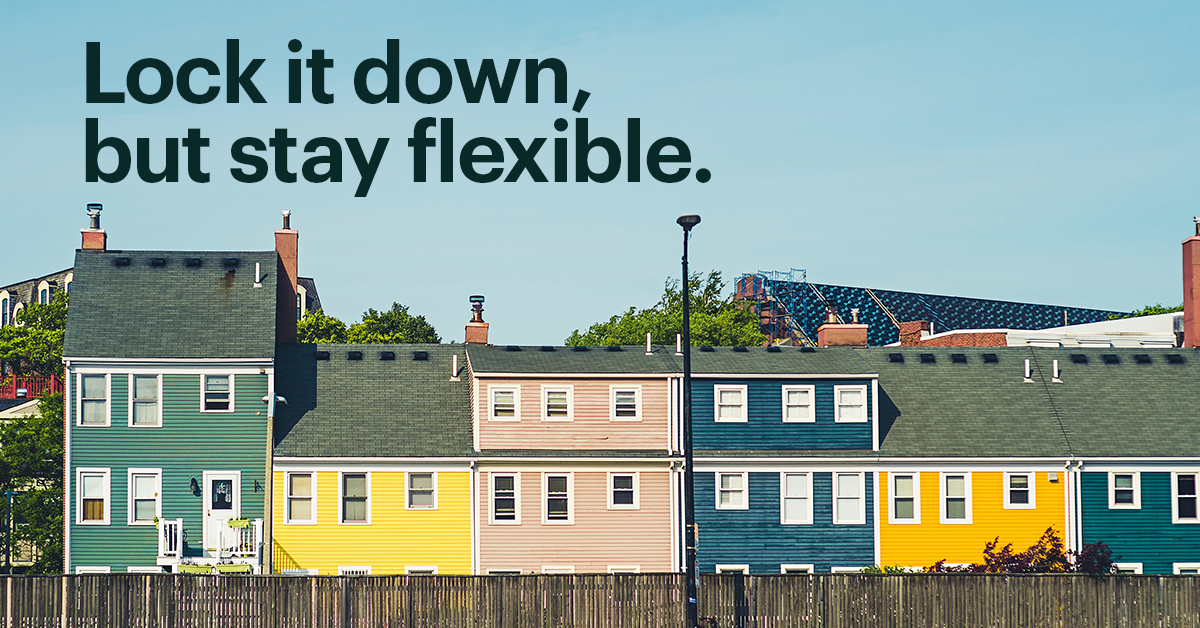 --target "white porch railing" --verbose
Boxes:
[220,519,264,561]
[158,518,183,558]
